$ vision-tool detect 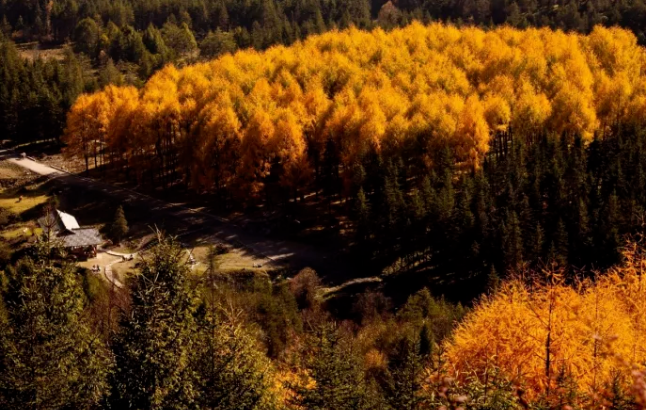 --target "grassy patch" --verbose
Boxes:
[0,222,41,241]
[0,184,49,215]
[2,225,30,240]
[81,268,109,304]
[189,245,276,275]
[0,182,48,246]
[0,195,48,215]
